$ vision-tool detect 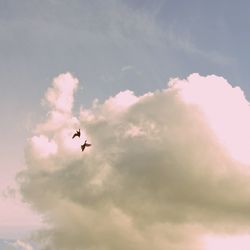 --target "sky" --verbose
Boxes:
[2,0,250,249]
